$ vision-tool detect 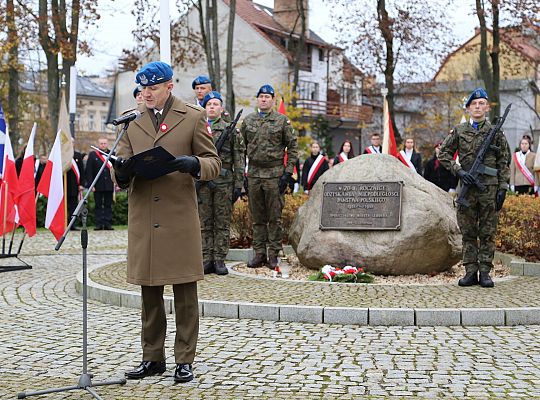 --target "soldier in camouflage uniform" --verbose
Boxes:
[439,88,510,288]
[198,91,245,275]
[240,84,298,269]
